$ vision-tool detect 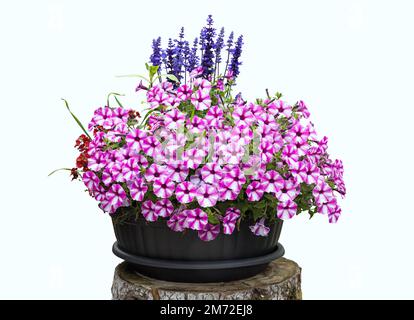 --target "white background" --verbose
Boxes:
[0,0,413,299]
